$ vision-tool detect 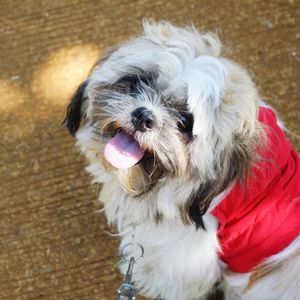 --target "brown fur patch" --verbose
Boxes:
[179,203,191,226]
[247,247,300,290]
[117,166,150,195]
[155,211,164,223]
[101,156,116,173]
